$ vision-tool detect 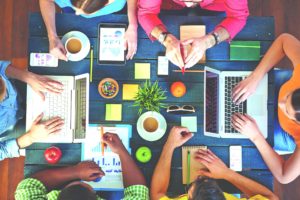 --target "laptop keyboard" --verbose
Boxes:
[224,77,247,133]
[206,75,218,133]
[44,80,70,136]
